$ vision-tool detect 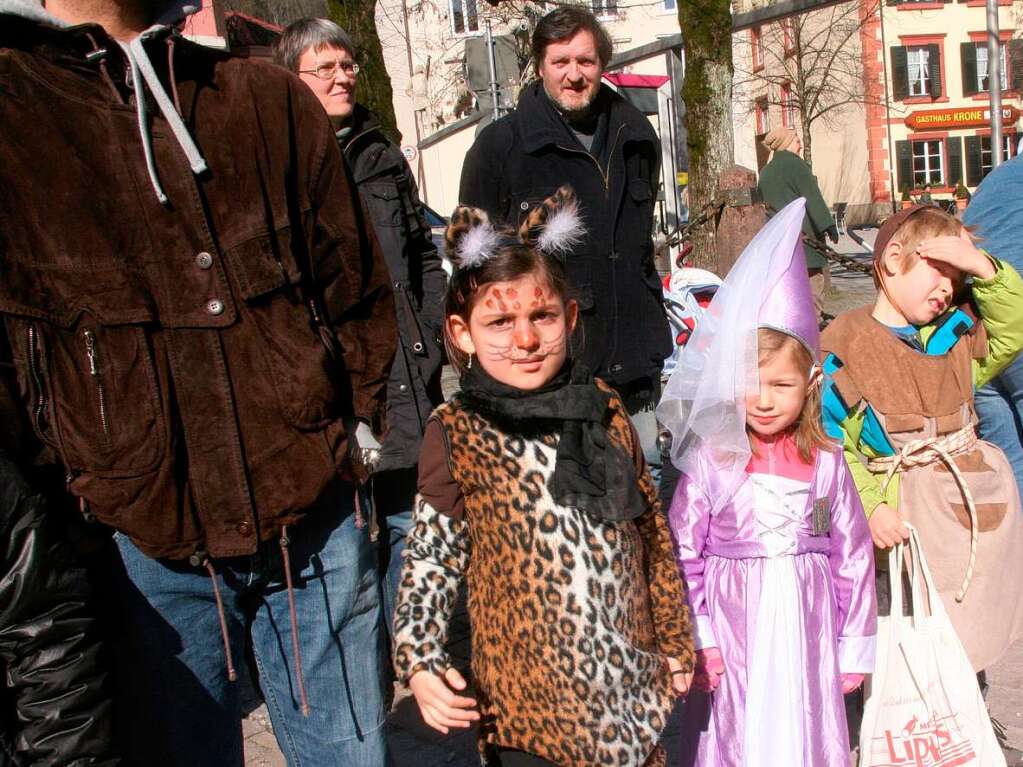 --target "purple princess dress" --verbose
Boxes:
[669,438,875,767]
[657,199,876,767]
